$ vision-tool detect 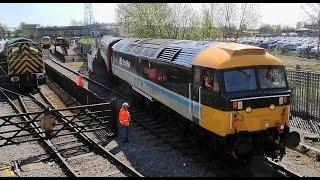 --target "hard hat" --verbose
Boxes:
[122,102,129,108]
